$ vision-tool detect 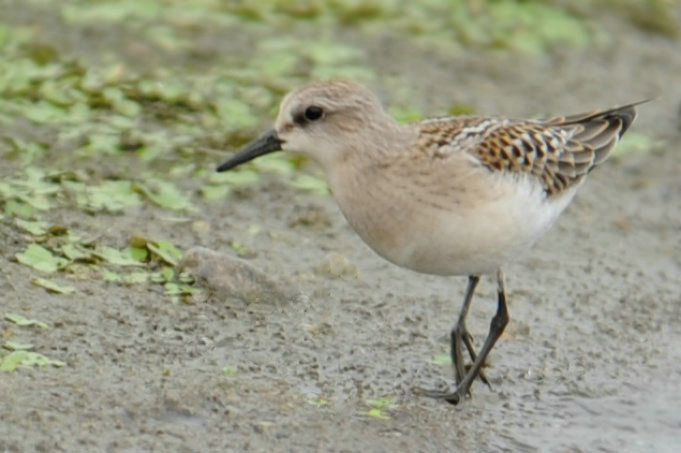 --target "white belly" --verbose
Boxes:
[333,169,578,277]
[399,180,577,275]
